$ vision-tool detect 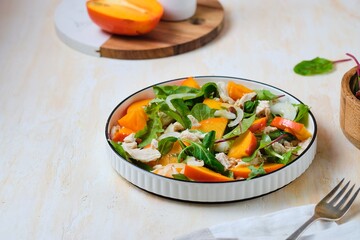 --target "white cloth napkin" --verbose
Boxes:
[174,204,360,240]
